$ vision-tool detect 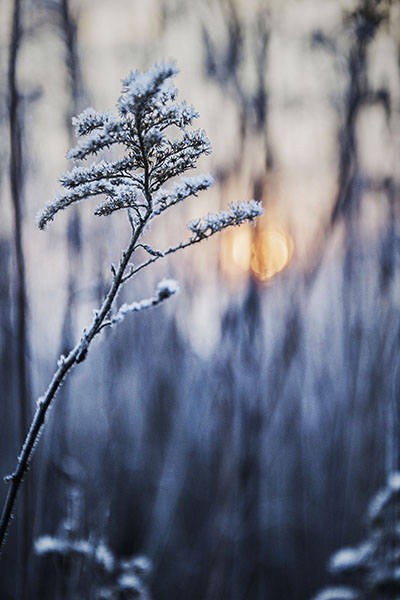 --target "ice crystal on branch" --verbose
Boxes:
[71,107,112,137]
[153,173,214,216]
[102,279,179,330]
[37,60,214,230]
[188,200,263,240]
